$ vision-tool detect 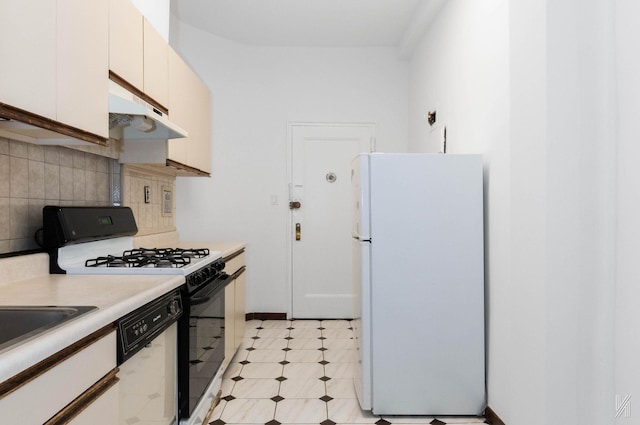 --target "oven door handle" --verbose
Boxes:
[190,295,213,305]
[190,274,232,305]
